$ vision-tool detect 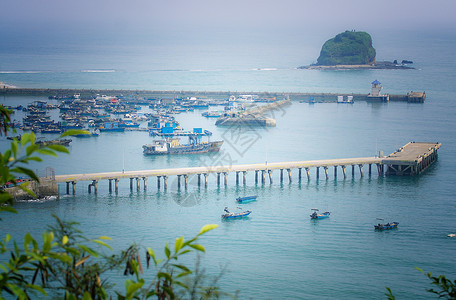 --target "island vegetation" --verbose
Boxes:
[317,30,376,66]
